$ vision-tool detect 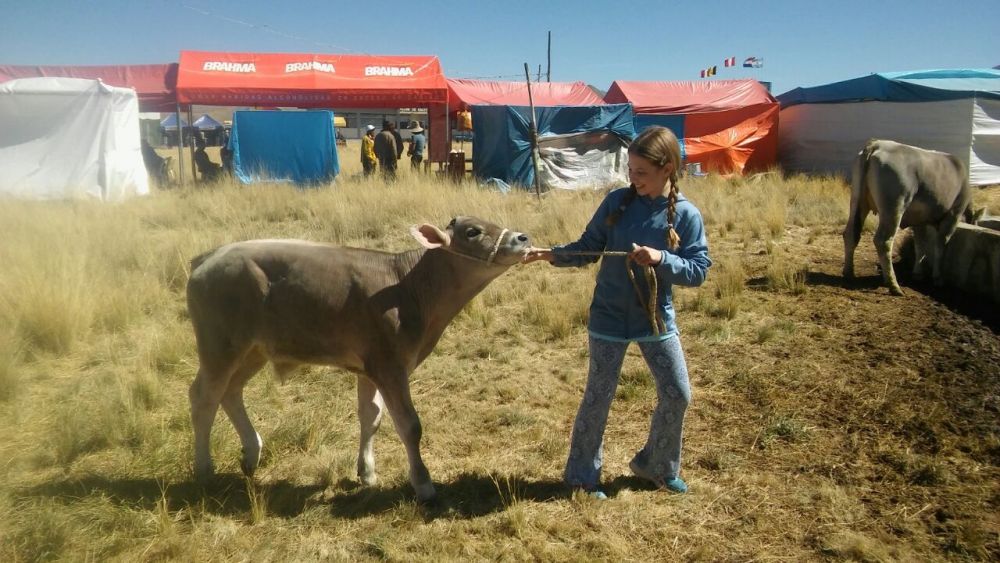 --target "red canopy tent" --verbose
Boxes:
[175,51,450,161]
[446,79,604,110]
[605,79,778,174]
[0,63,178,112]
